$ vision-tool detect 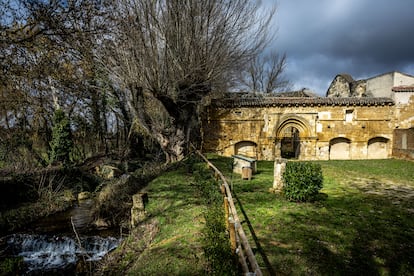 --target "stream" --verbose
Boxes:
[1,199,122,274]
